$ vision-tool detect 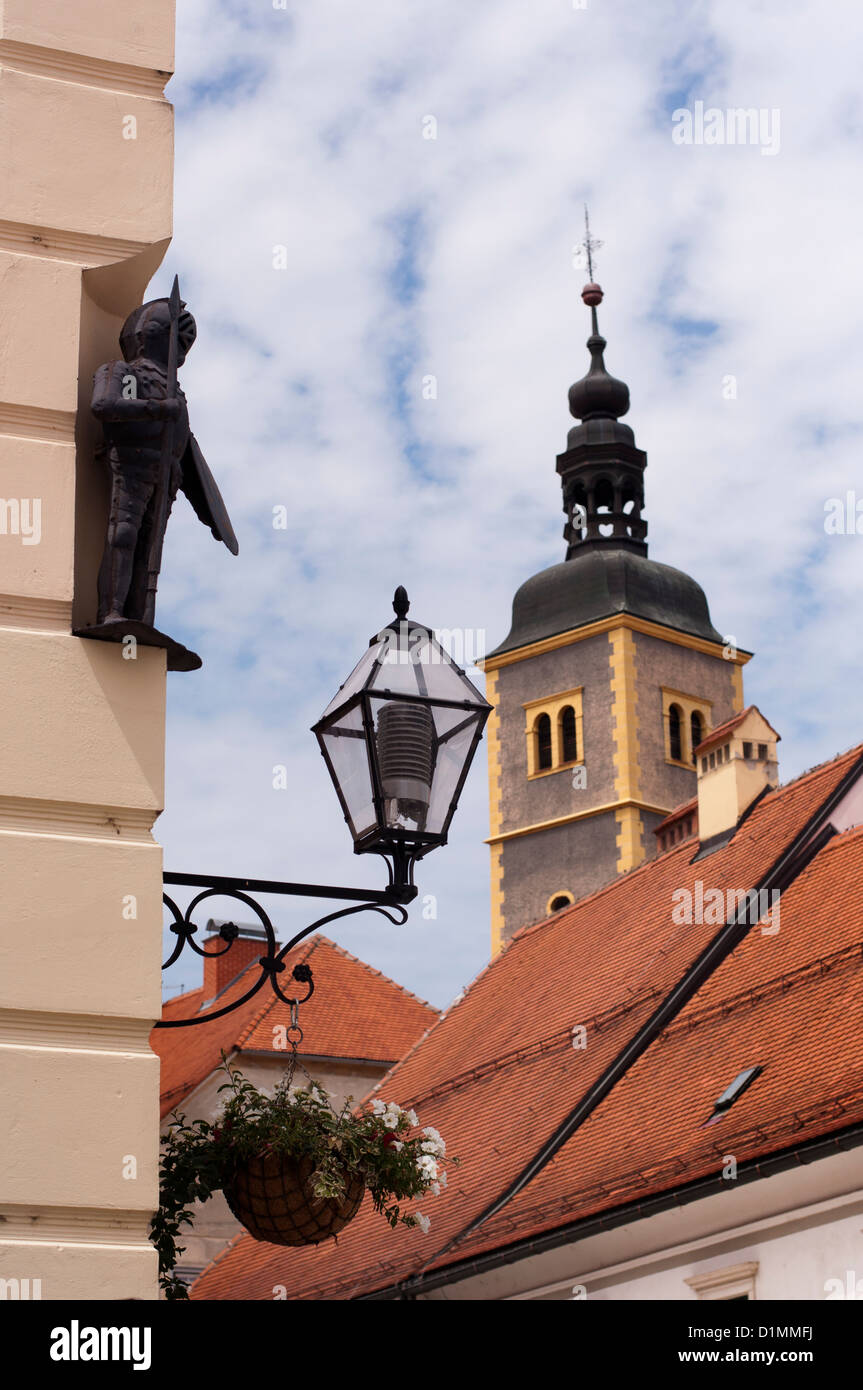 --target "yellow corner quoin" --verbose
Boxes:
[478,612,753,674]
[484,669,506,955]
[614,803,645,874]
[731,662,744,713]
[489,843,505,958]
[609,627,644,872]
